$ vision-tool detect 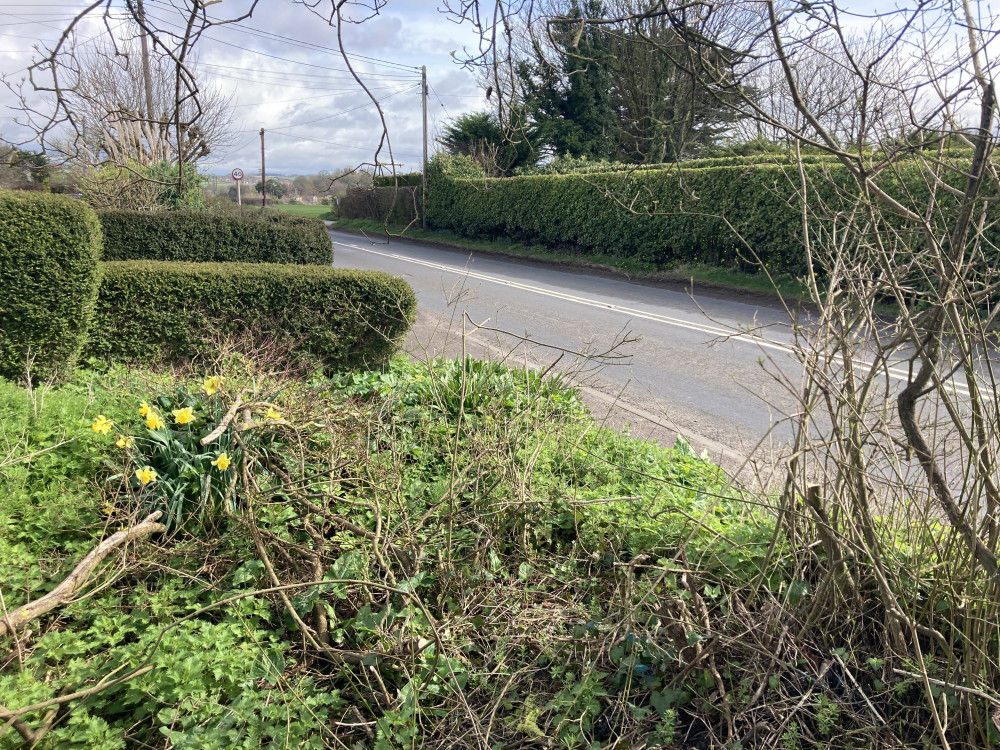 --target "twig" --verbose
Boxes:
[0,512,165,639]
